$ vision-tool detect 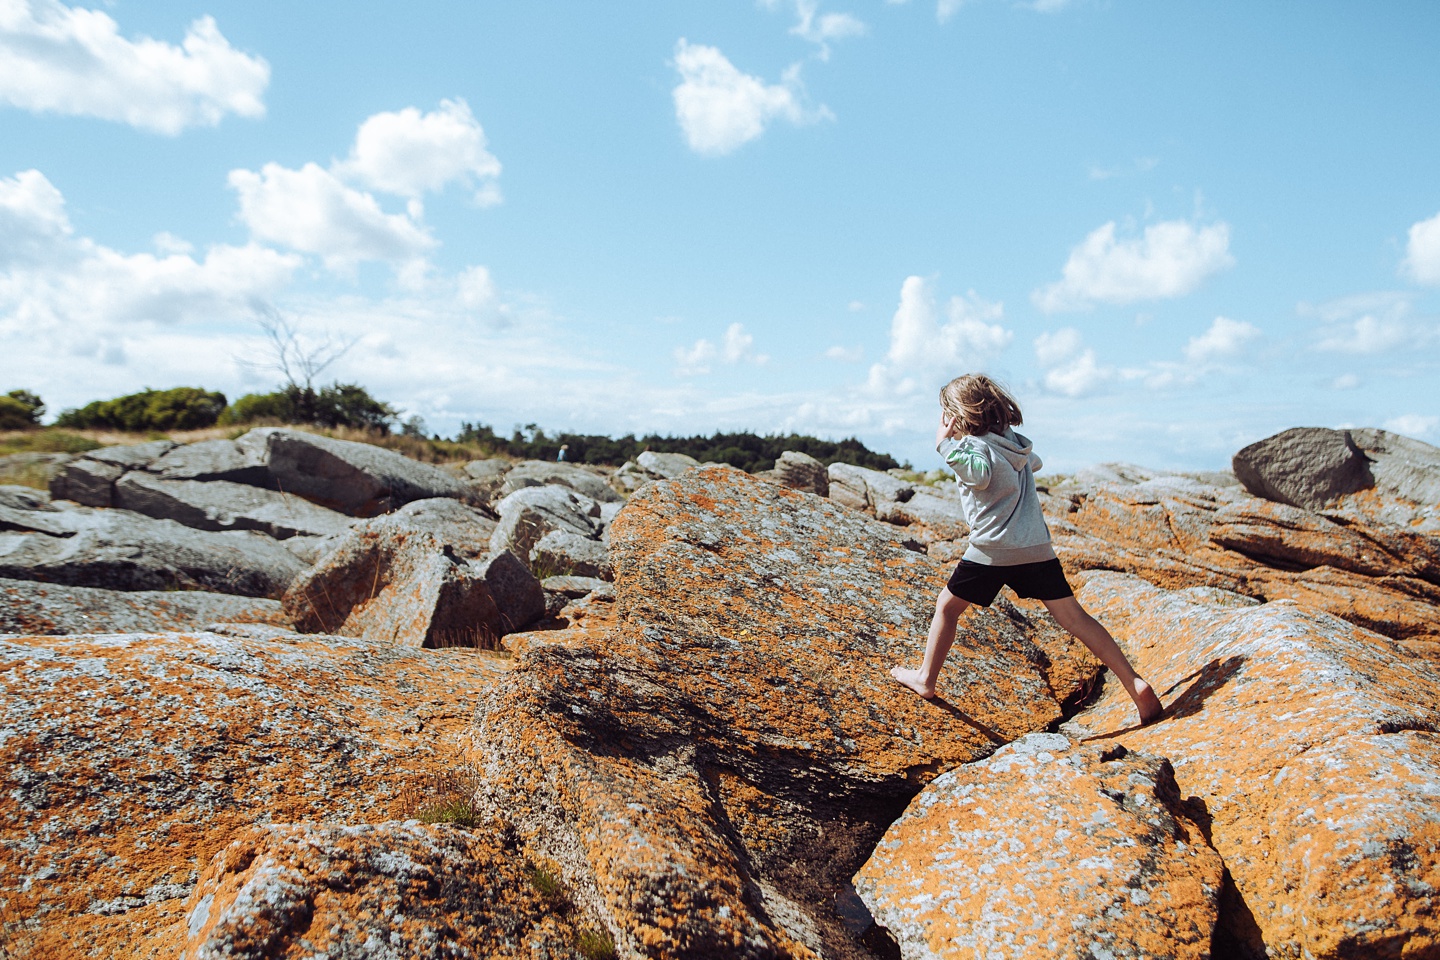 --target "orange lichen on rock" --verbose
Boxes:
[178,821,577,959]
[1064,572,1440,959]
[855,733,1225,960]
[0,630,507,959]
[470,466,1103,958]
